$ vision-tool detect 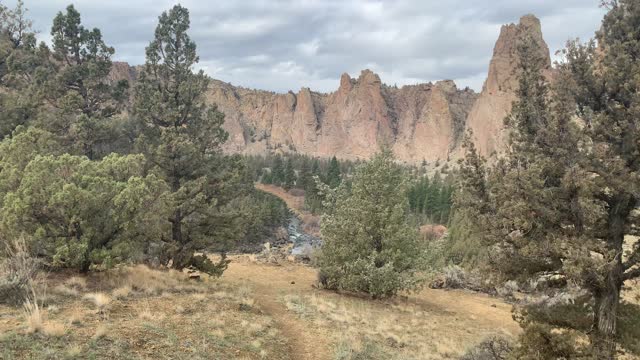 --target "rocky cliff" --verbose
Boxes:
[466,14,552,157]
[113,14,550,164]
[208,71,477,163]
